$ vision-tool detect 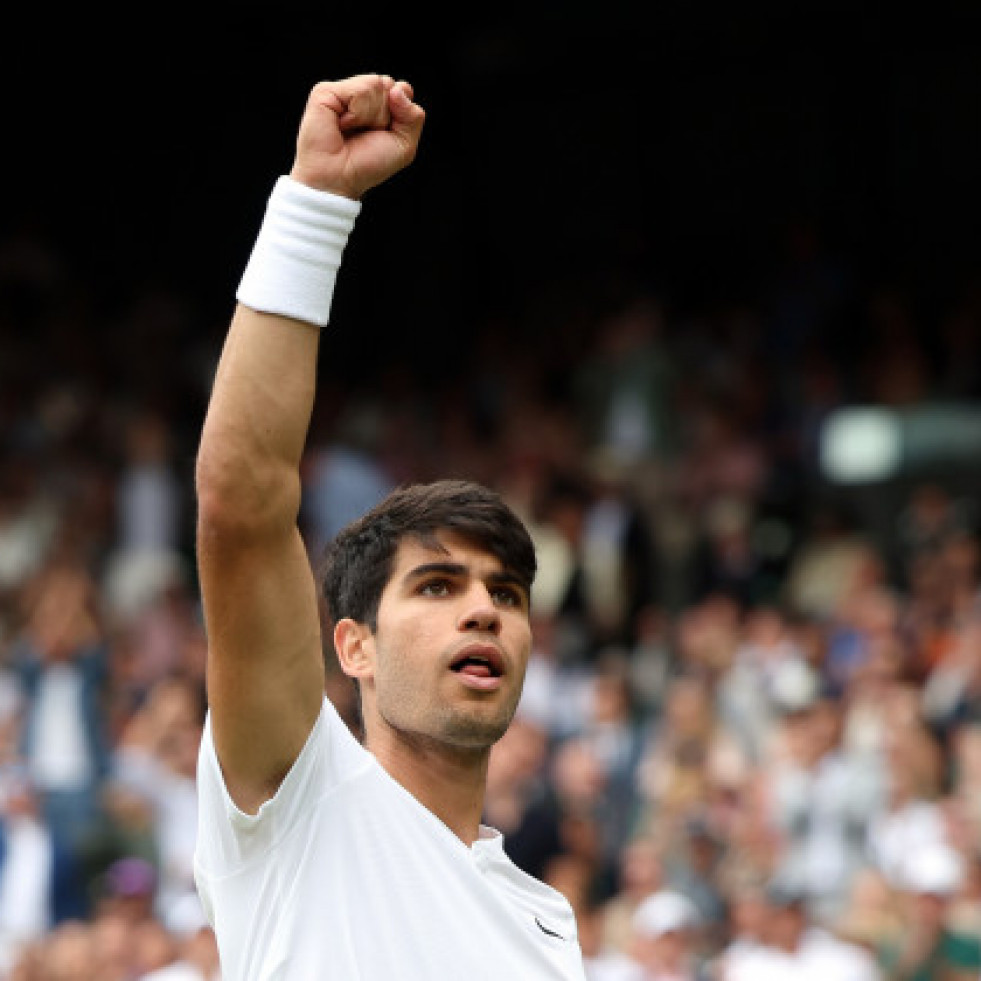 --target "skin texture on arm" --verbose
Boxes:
[195,75,425,813]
